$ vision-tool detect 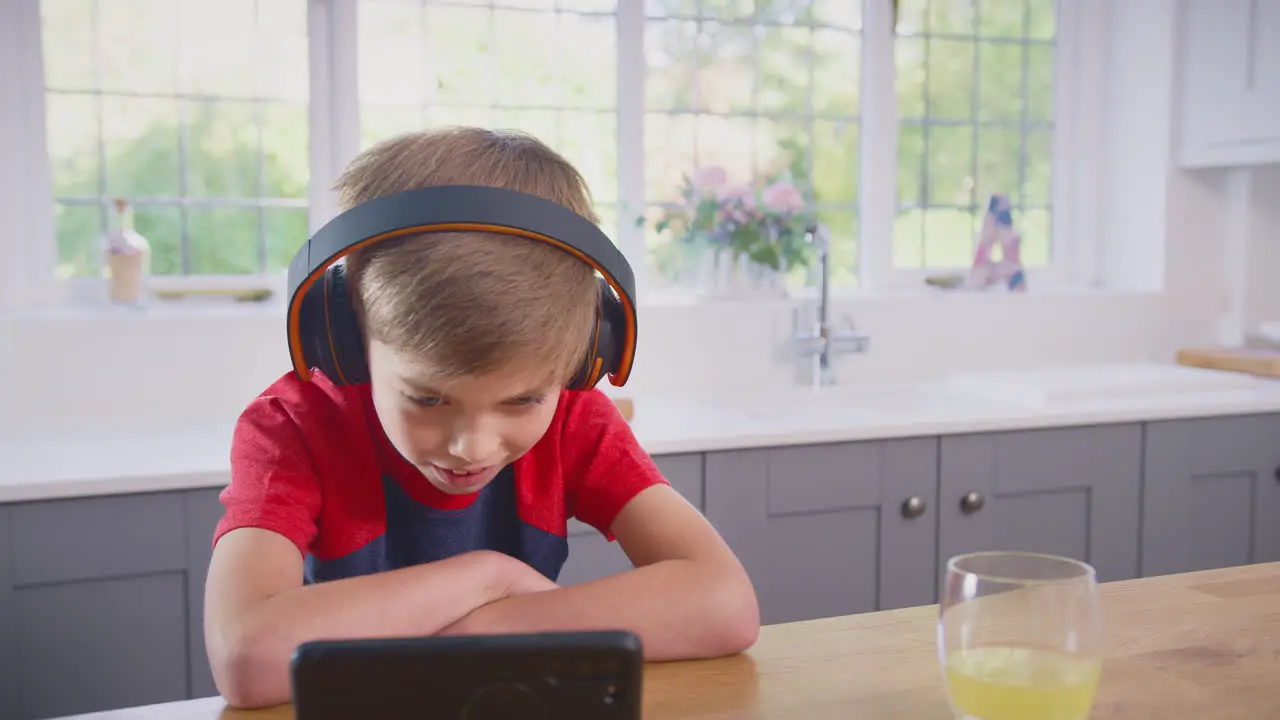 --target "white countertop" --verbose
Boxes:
[3,363,1280,503]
